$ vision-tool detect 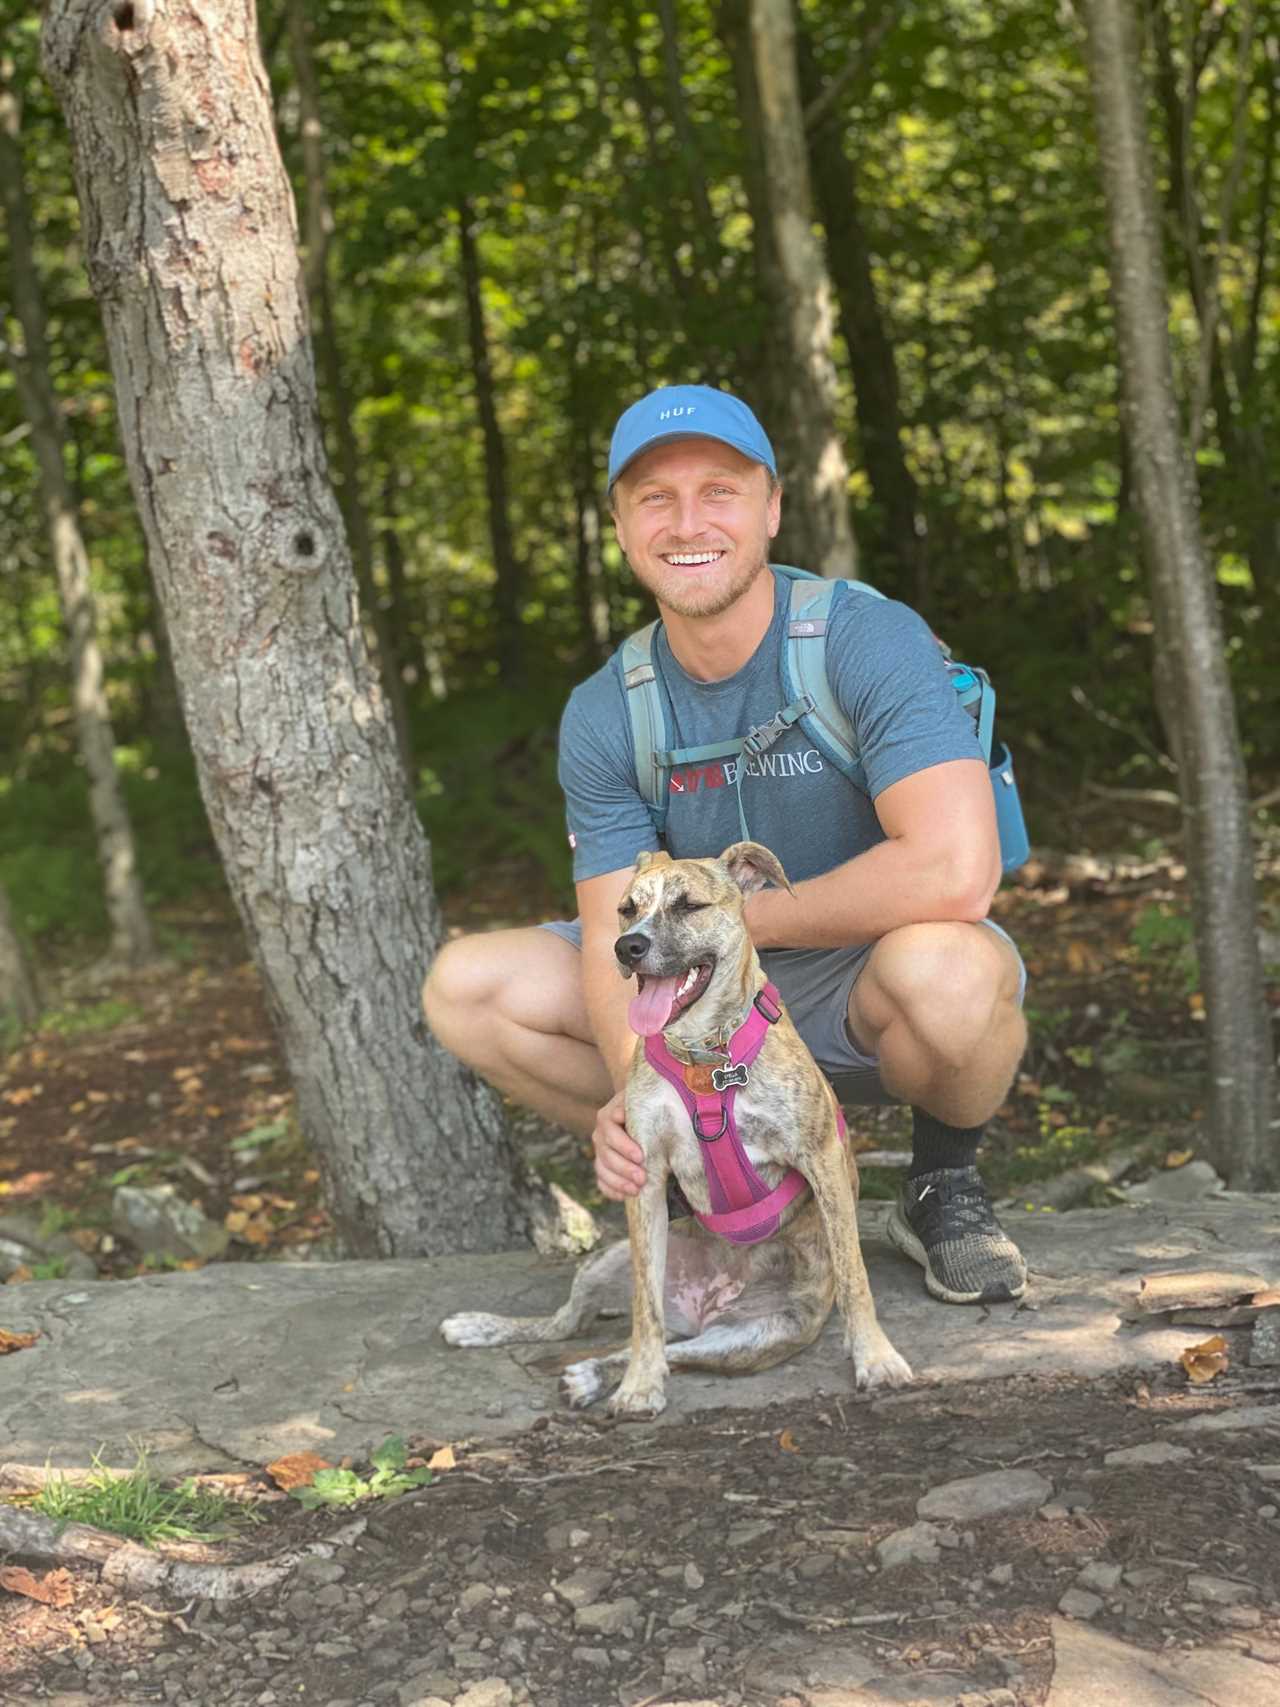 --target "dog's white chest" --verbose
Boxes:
[635,1074,789,1212]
